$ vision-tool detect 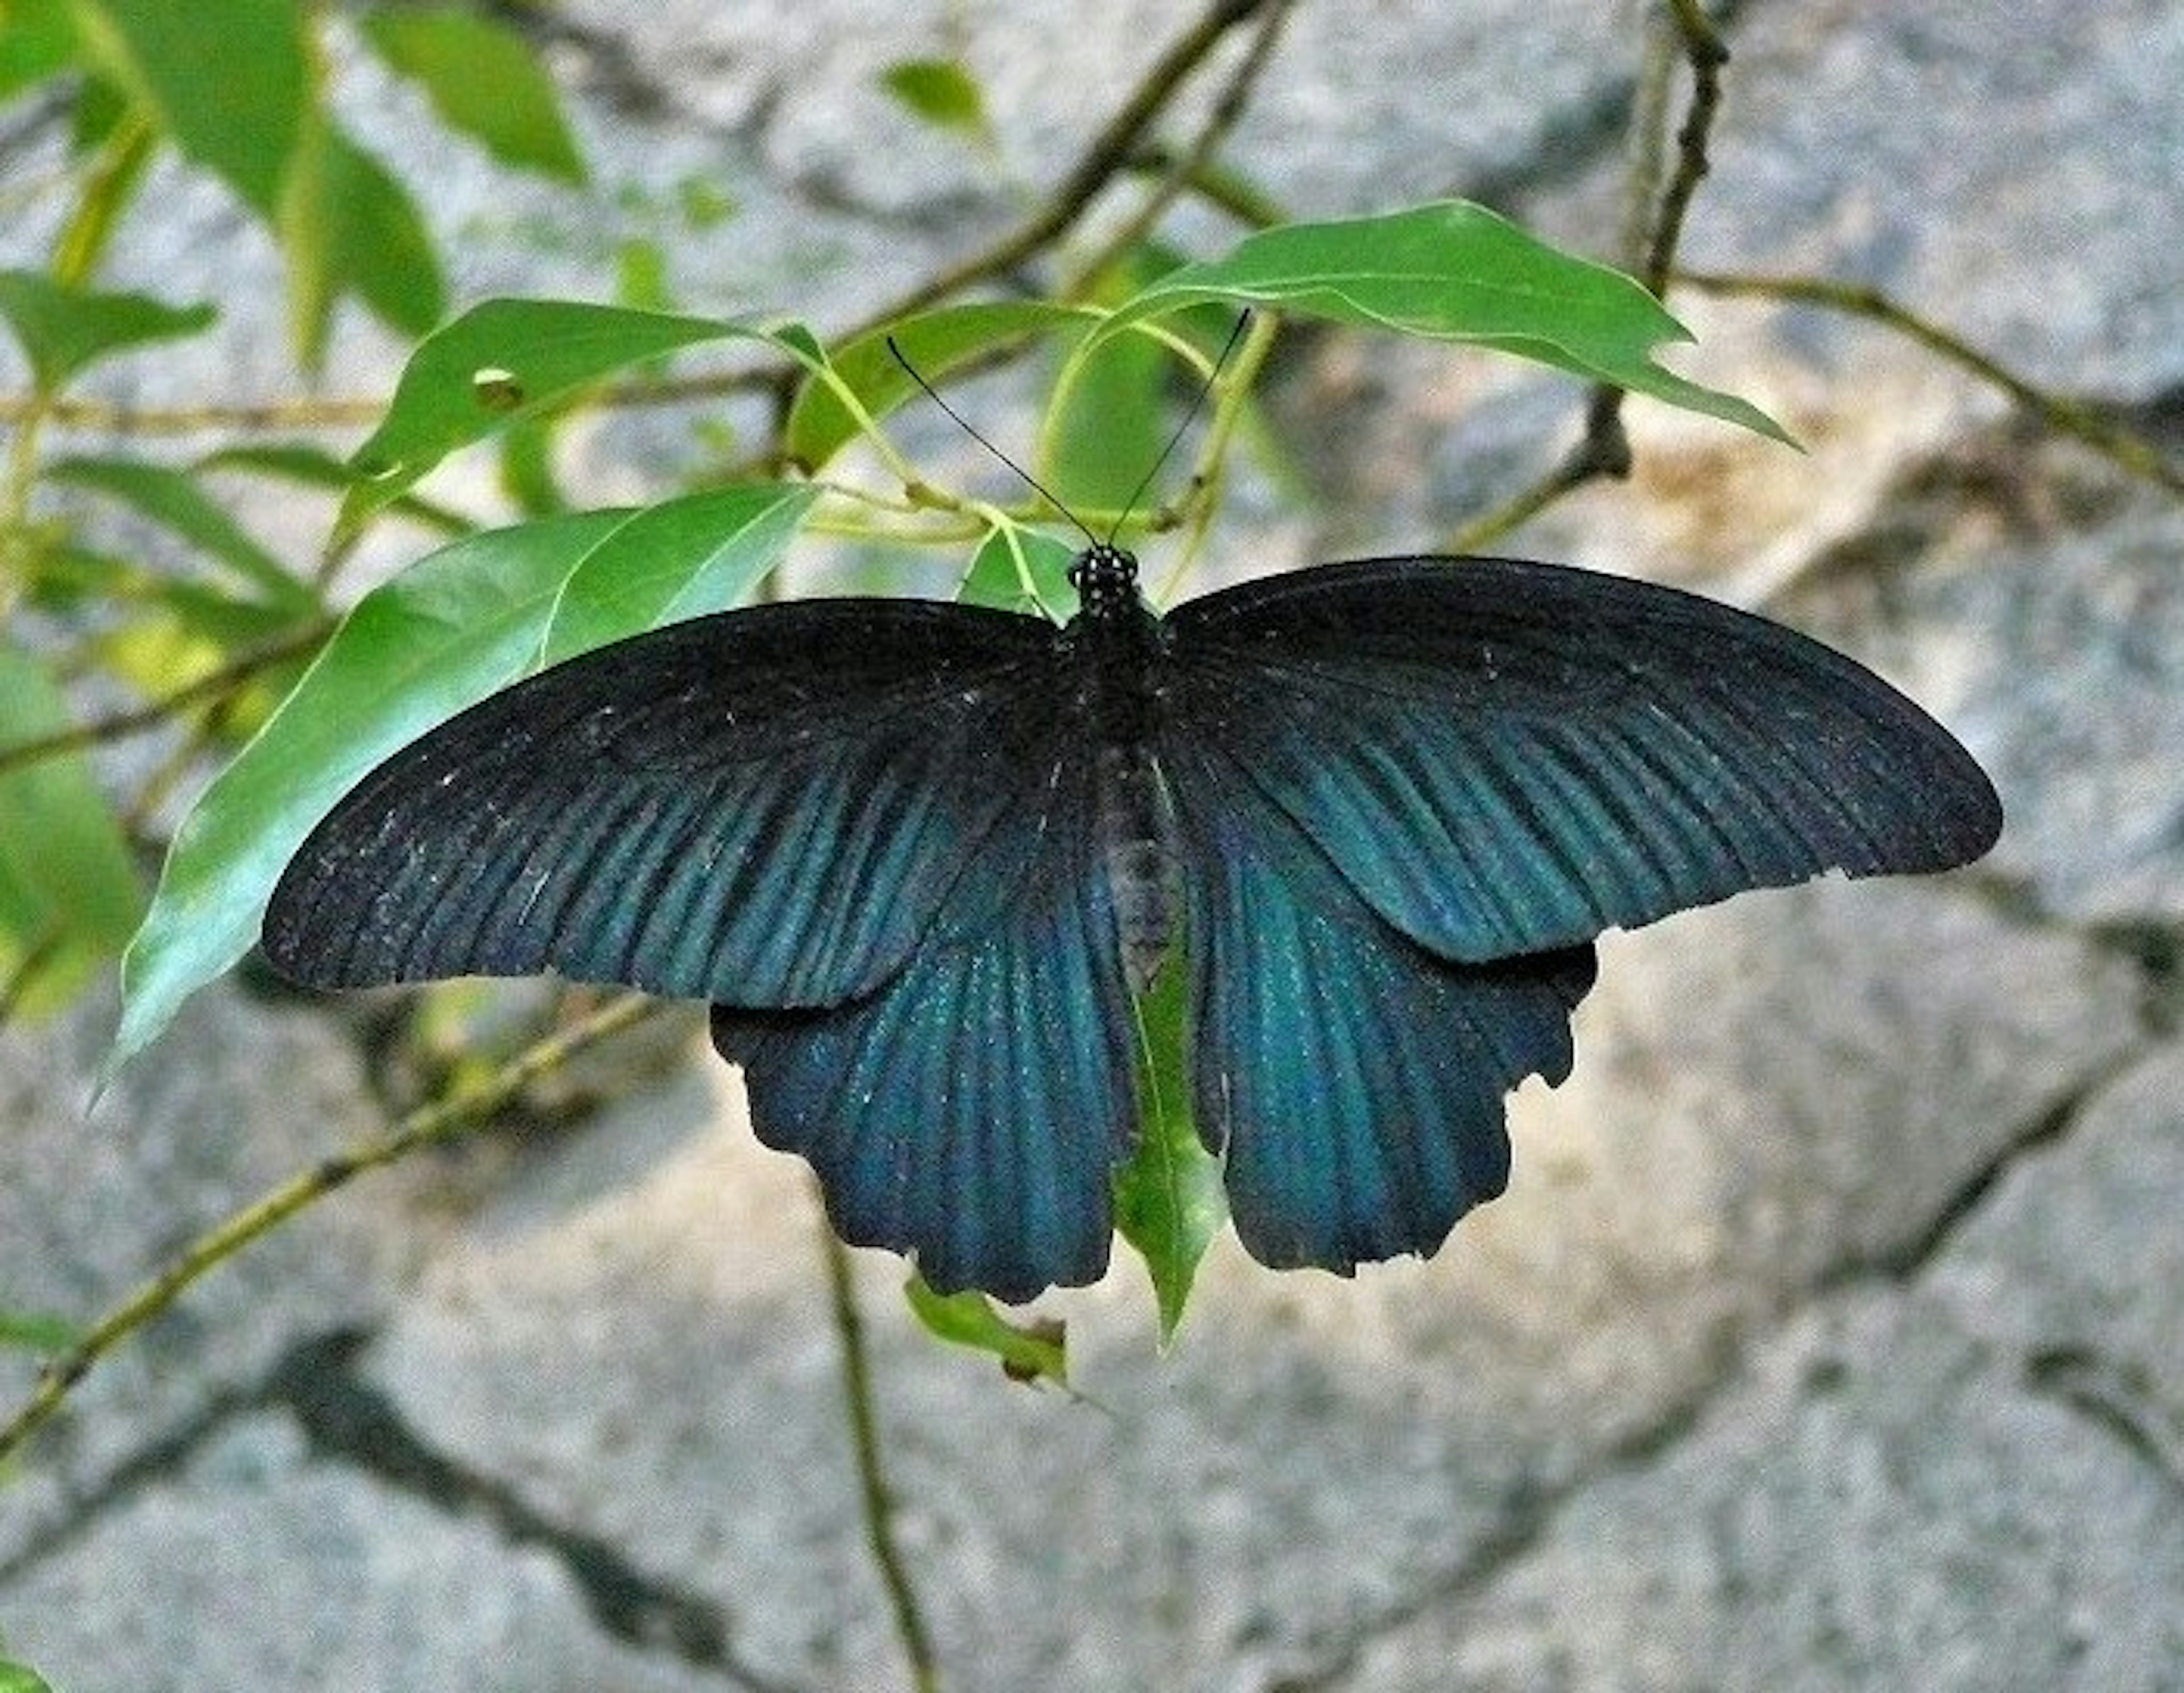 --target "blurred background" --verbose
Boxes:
[4,2,2181,1688]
